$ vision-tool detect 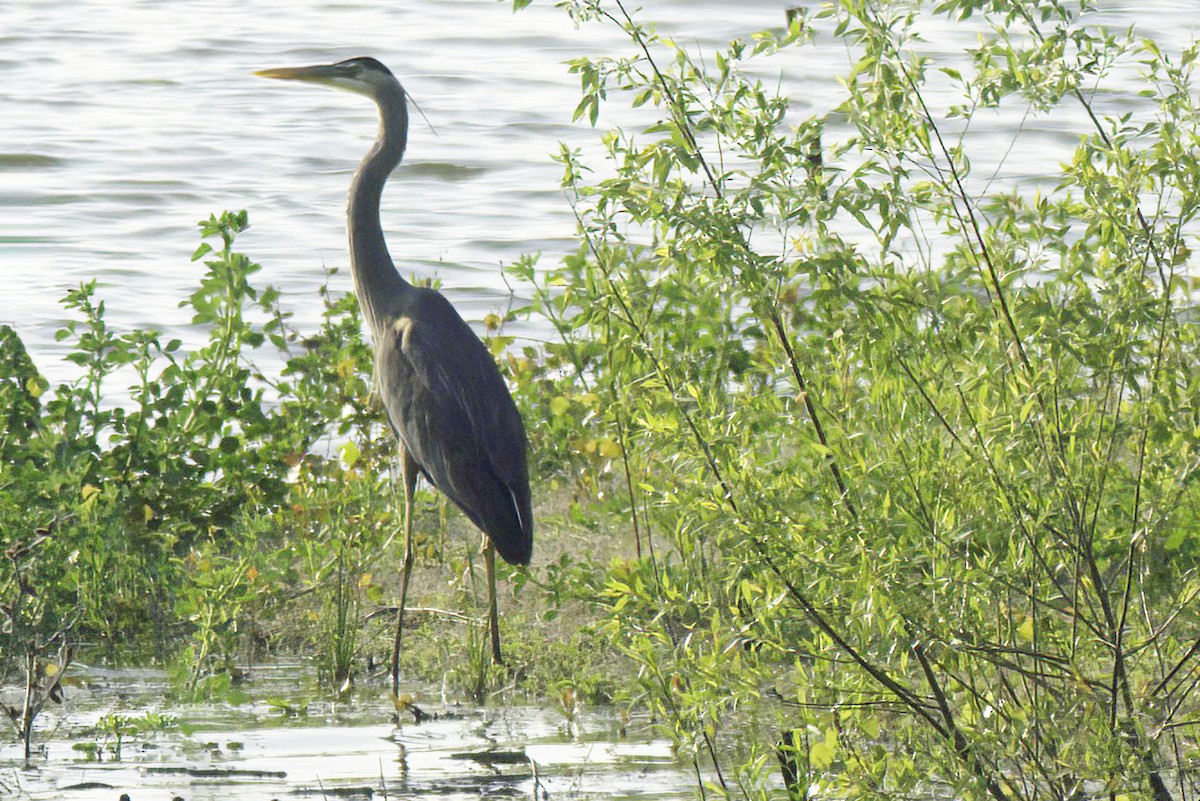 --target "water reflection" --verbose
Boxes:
[0,663,689,800]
